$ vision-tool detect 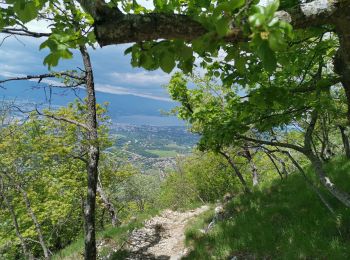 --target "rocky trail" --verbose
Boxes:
[123,205,209,260]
